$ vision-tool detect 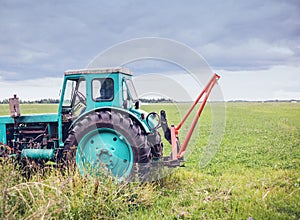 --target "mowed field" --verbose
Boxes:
[0,102,299,219]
